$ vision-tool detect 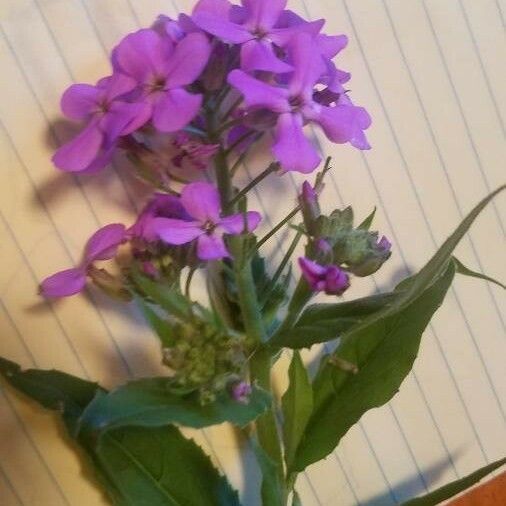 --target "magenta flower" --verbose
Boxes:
[129,193,191,242]
[228,33,371,173]
[151,182,261,260]
[192,0,322,73]
[299,257,350,296]
[53,74,151,172]
[41,224,126,298]
[113,29,211,133]
[230,381,252,404]
[172,133,219,171]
